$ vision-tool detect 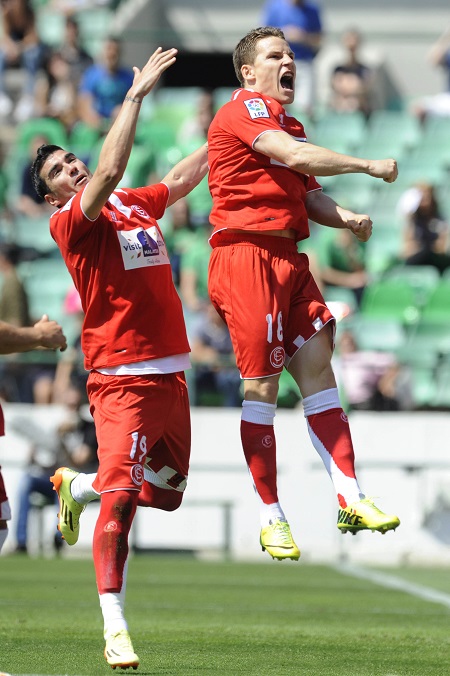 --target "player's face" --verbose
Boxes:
[243,36,296,105]
[41,149,92,209]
